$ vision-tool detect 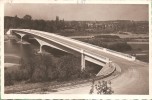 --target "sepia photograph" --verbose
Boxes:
[1,0,151,99]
